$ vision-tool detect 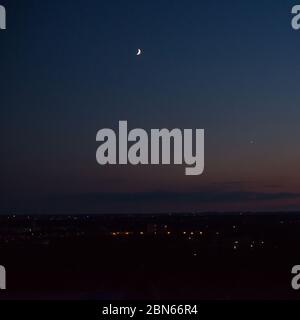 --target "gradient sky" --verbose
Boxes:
[1,0,300,213]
